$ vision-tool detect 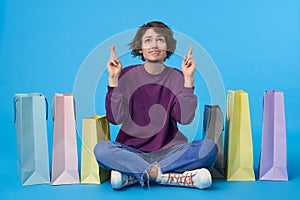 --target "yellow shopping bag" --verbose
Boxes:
[225,90,255,181]
[81,115,111,184]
